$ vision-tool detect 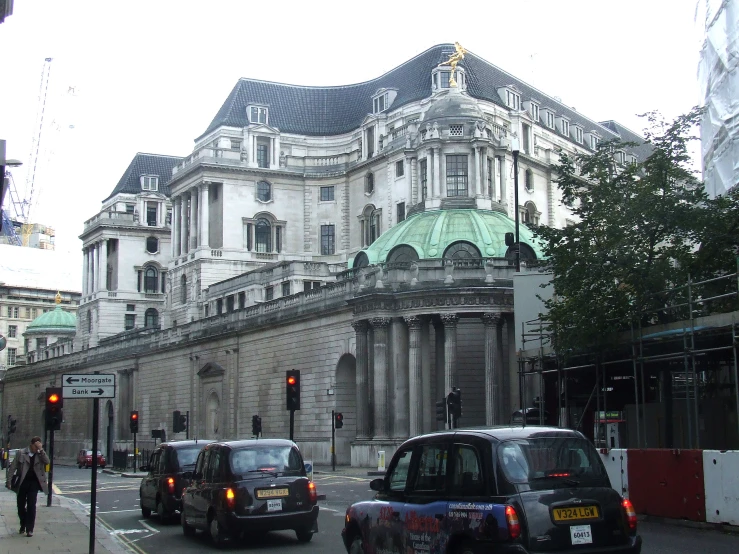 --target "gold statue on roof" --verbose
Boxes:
[55,291,62,305]
[438,42,467,87]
